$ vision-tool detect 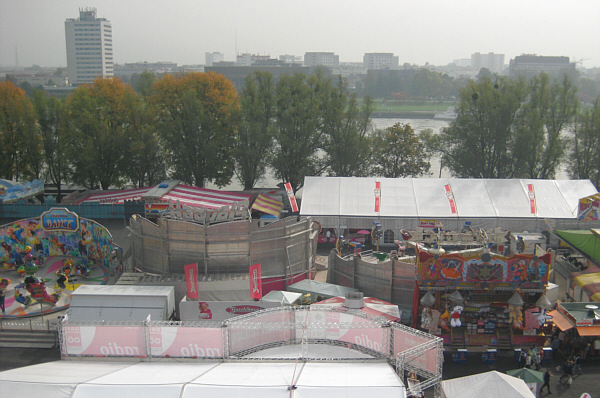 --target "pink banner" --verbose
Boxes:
[374,181,381,212]
[284,182,299,212]
[150,326,223,358]
[184,263,198,300]
[249,263,262,299]
[527,184,536,214]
